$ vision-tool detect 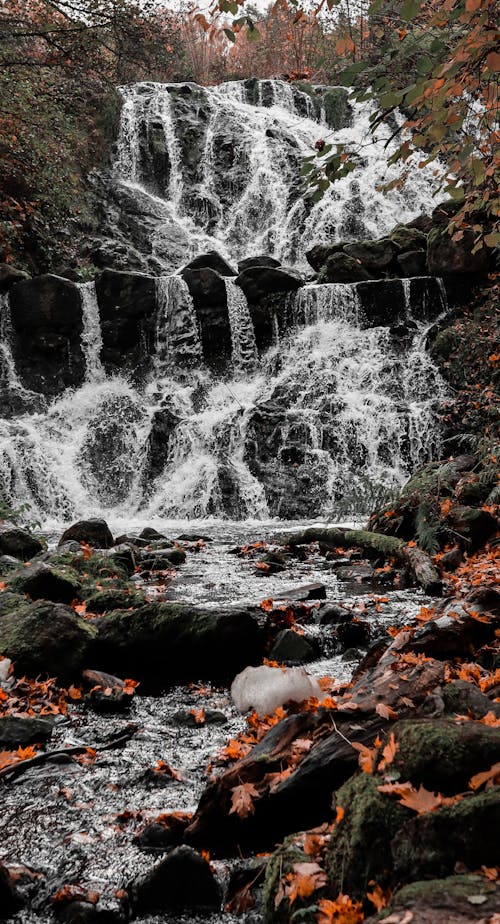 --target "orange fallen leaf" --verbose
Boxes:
[375,702,398,720]
[367,881,391,911]
[378,732,398,772]
[230,781,260,818]
[316,893,364,923]
[190,707,206,725]
[352,742,376,774]
[469,762,500,791]
[280,861,327,906]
